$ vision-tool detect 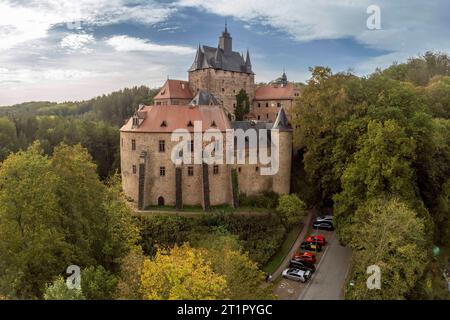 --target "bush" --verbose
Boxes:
[137,213,287,266]
[238,191,279,209]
